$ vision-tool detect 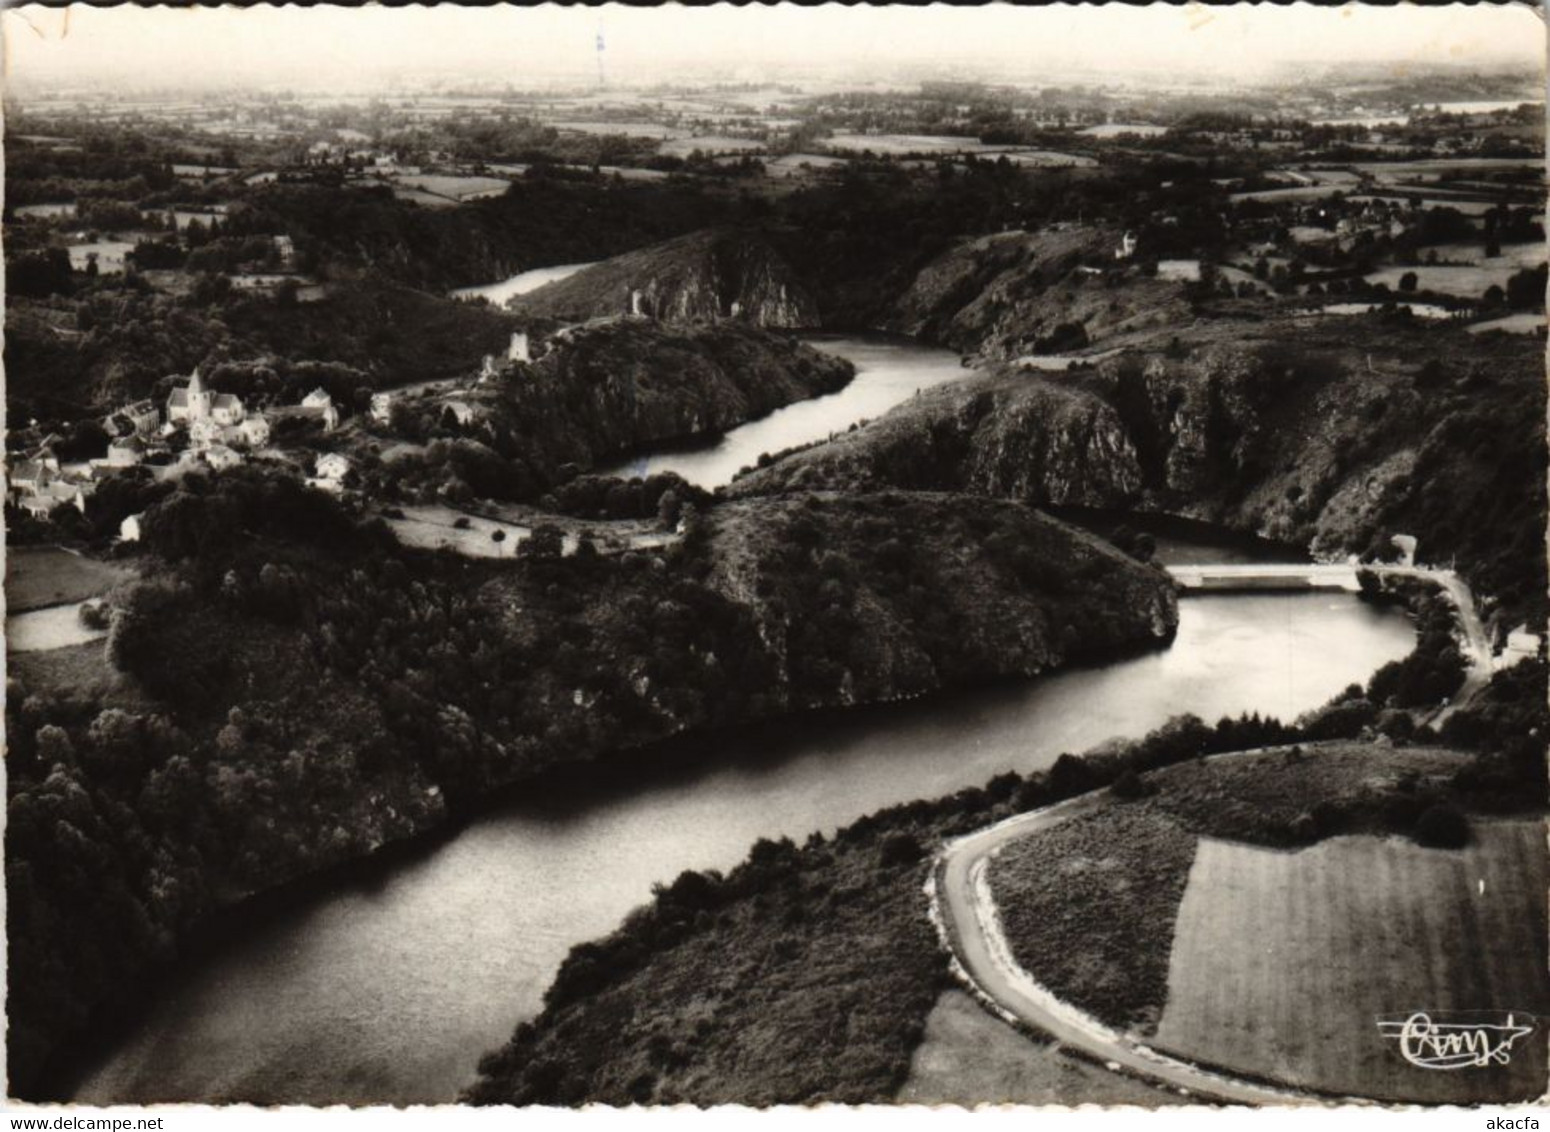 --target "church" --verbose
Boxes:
[166,368,246,428]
